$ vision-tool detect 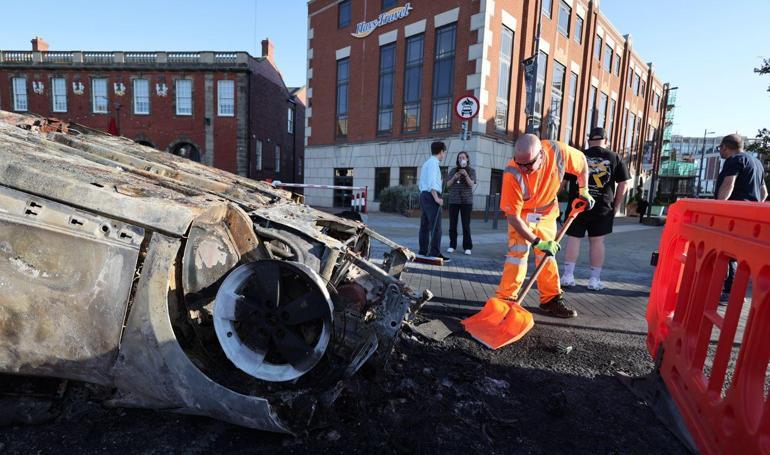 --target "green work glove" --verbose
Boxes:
[578,187,596,211]
[534,239,561,256]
